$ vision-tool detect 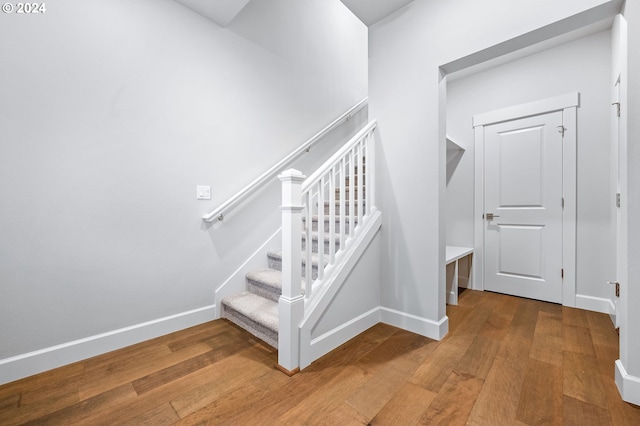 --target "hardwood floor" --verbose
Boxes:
[2,289,639,425]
